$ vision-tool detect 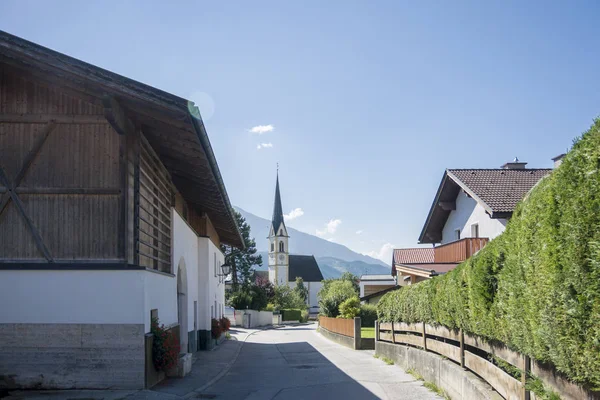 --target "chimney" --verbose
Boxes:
[501,157,528,170]
[552,153,566,168]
